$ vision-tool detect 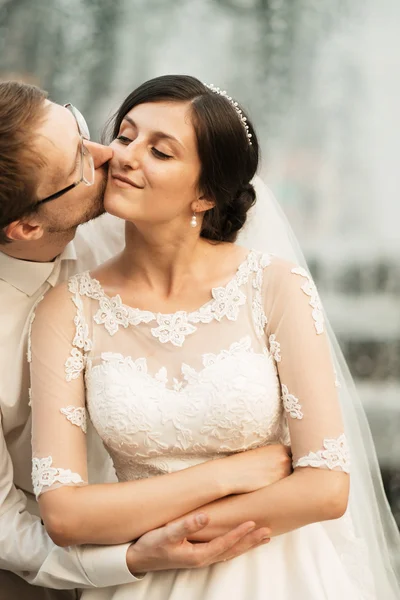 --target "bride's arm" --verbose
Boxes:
[186,257,350,541]
[29,282,285,548]
[180,469,348,542]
